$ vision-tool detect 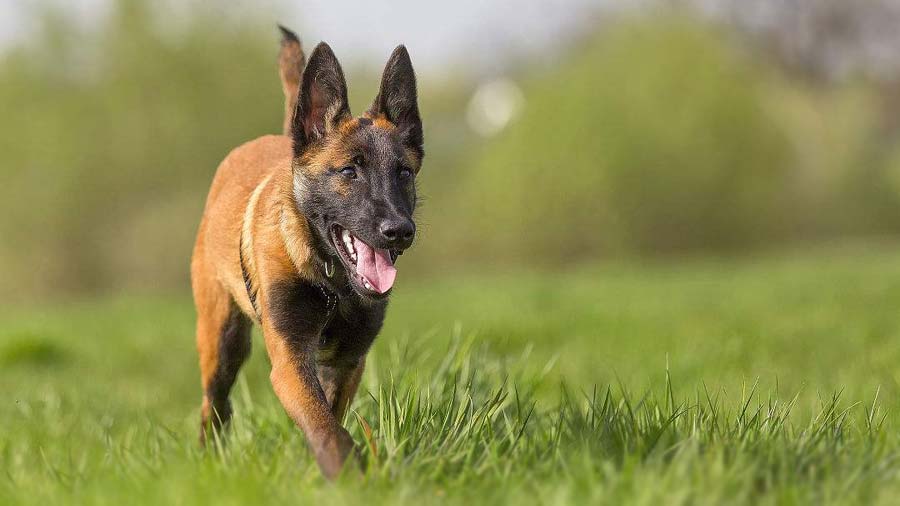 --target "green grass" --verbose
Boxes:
[4,244,900,504]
